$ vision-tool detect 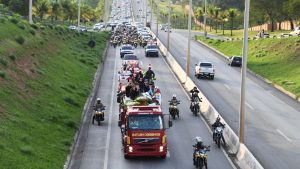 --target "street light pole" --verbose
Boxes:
[239,0,251,144]
[156,3,159,37]
[167,0,171,52]
[186,0,192,79]
[203,0,207,37]
[77,0,81,28]
[29,0,33,24]
[145,0,148,26]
